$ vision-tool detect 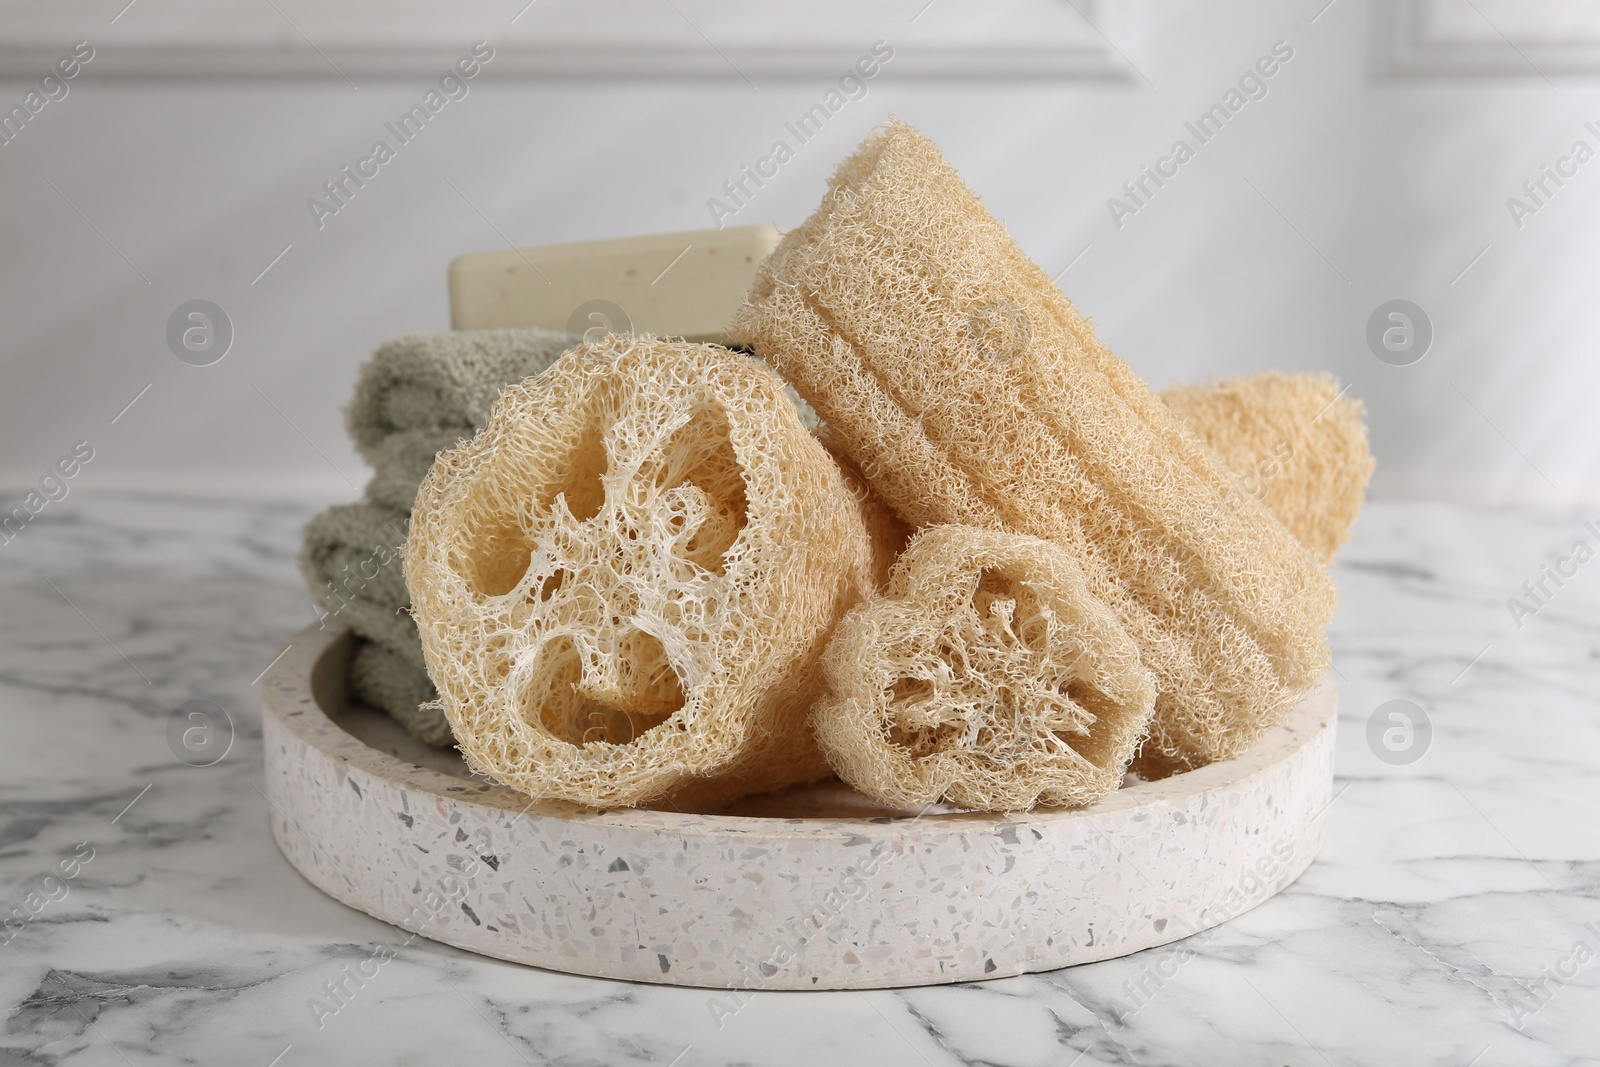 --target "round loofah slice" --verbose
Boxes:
[816,525,1156,812]
[729,120,1337,779]
[1161,373,1373,564]
[405,336,877,809]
